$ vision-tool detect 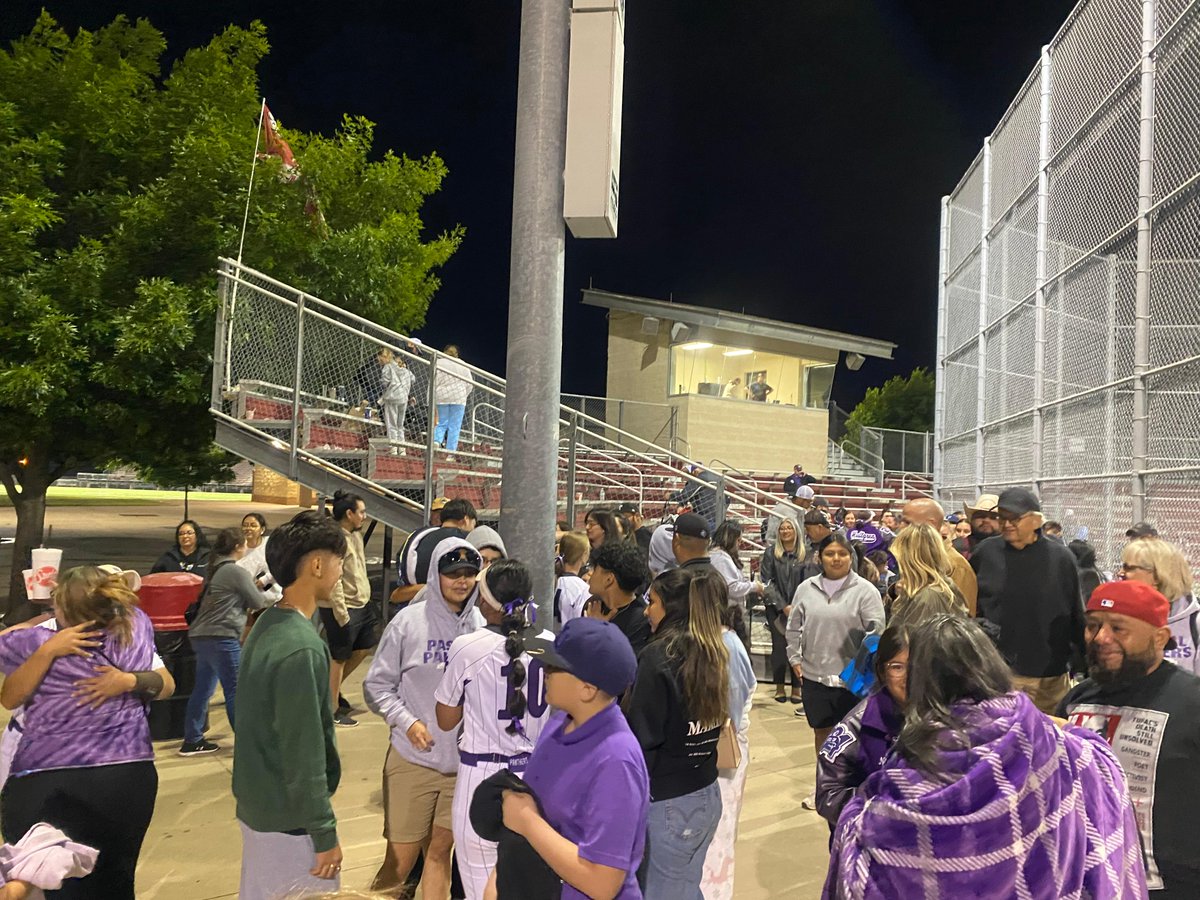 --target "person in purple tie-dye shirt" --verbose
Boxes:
[0,566,174,900]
